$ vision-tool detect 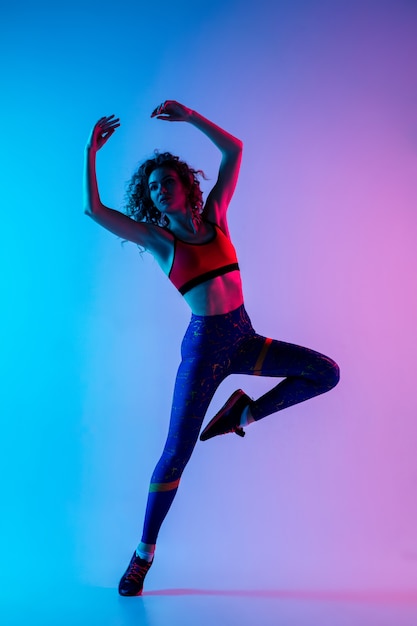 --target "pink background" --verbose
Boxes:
[2,0,416,611]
